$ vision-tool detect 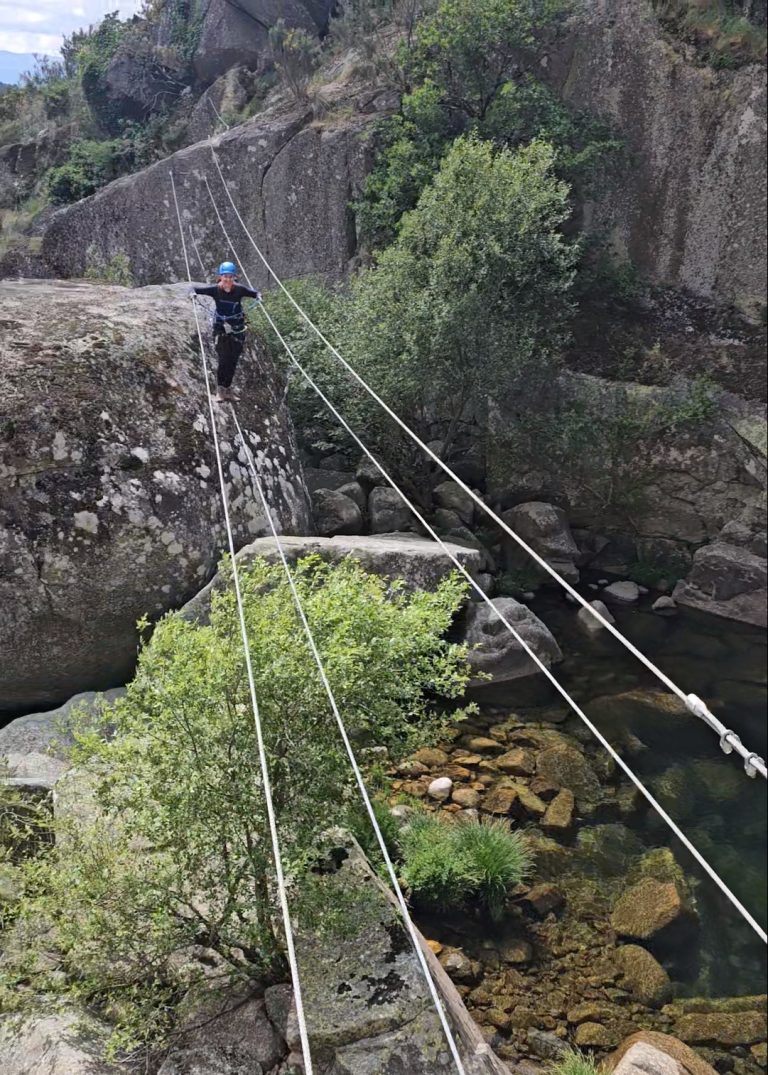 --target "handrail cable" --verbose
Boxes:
[199,171,767,945]
[168,169,316,1074]
[207,145,766,783]
[228,405,471,1075]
